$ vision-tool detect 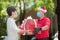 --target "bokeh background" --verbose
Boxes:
[0,0,58,40]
